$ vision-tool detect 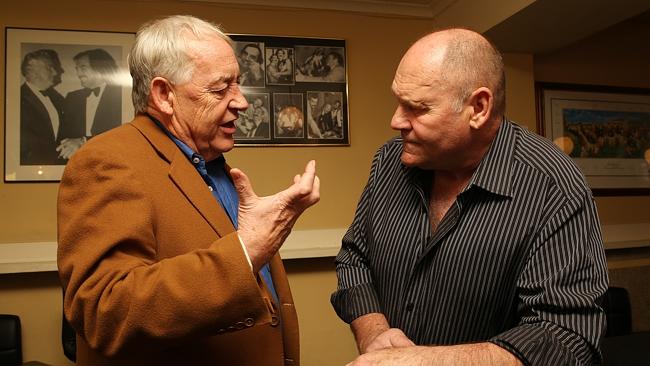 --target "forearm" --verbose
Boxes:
[349,342,523,366]
[351,313,391,352]
[422,343,522,366]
